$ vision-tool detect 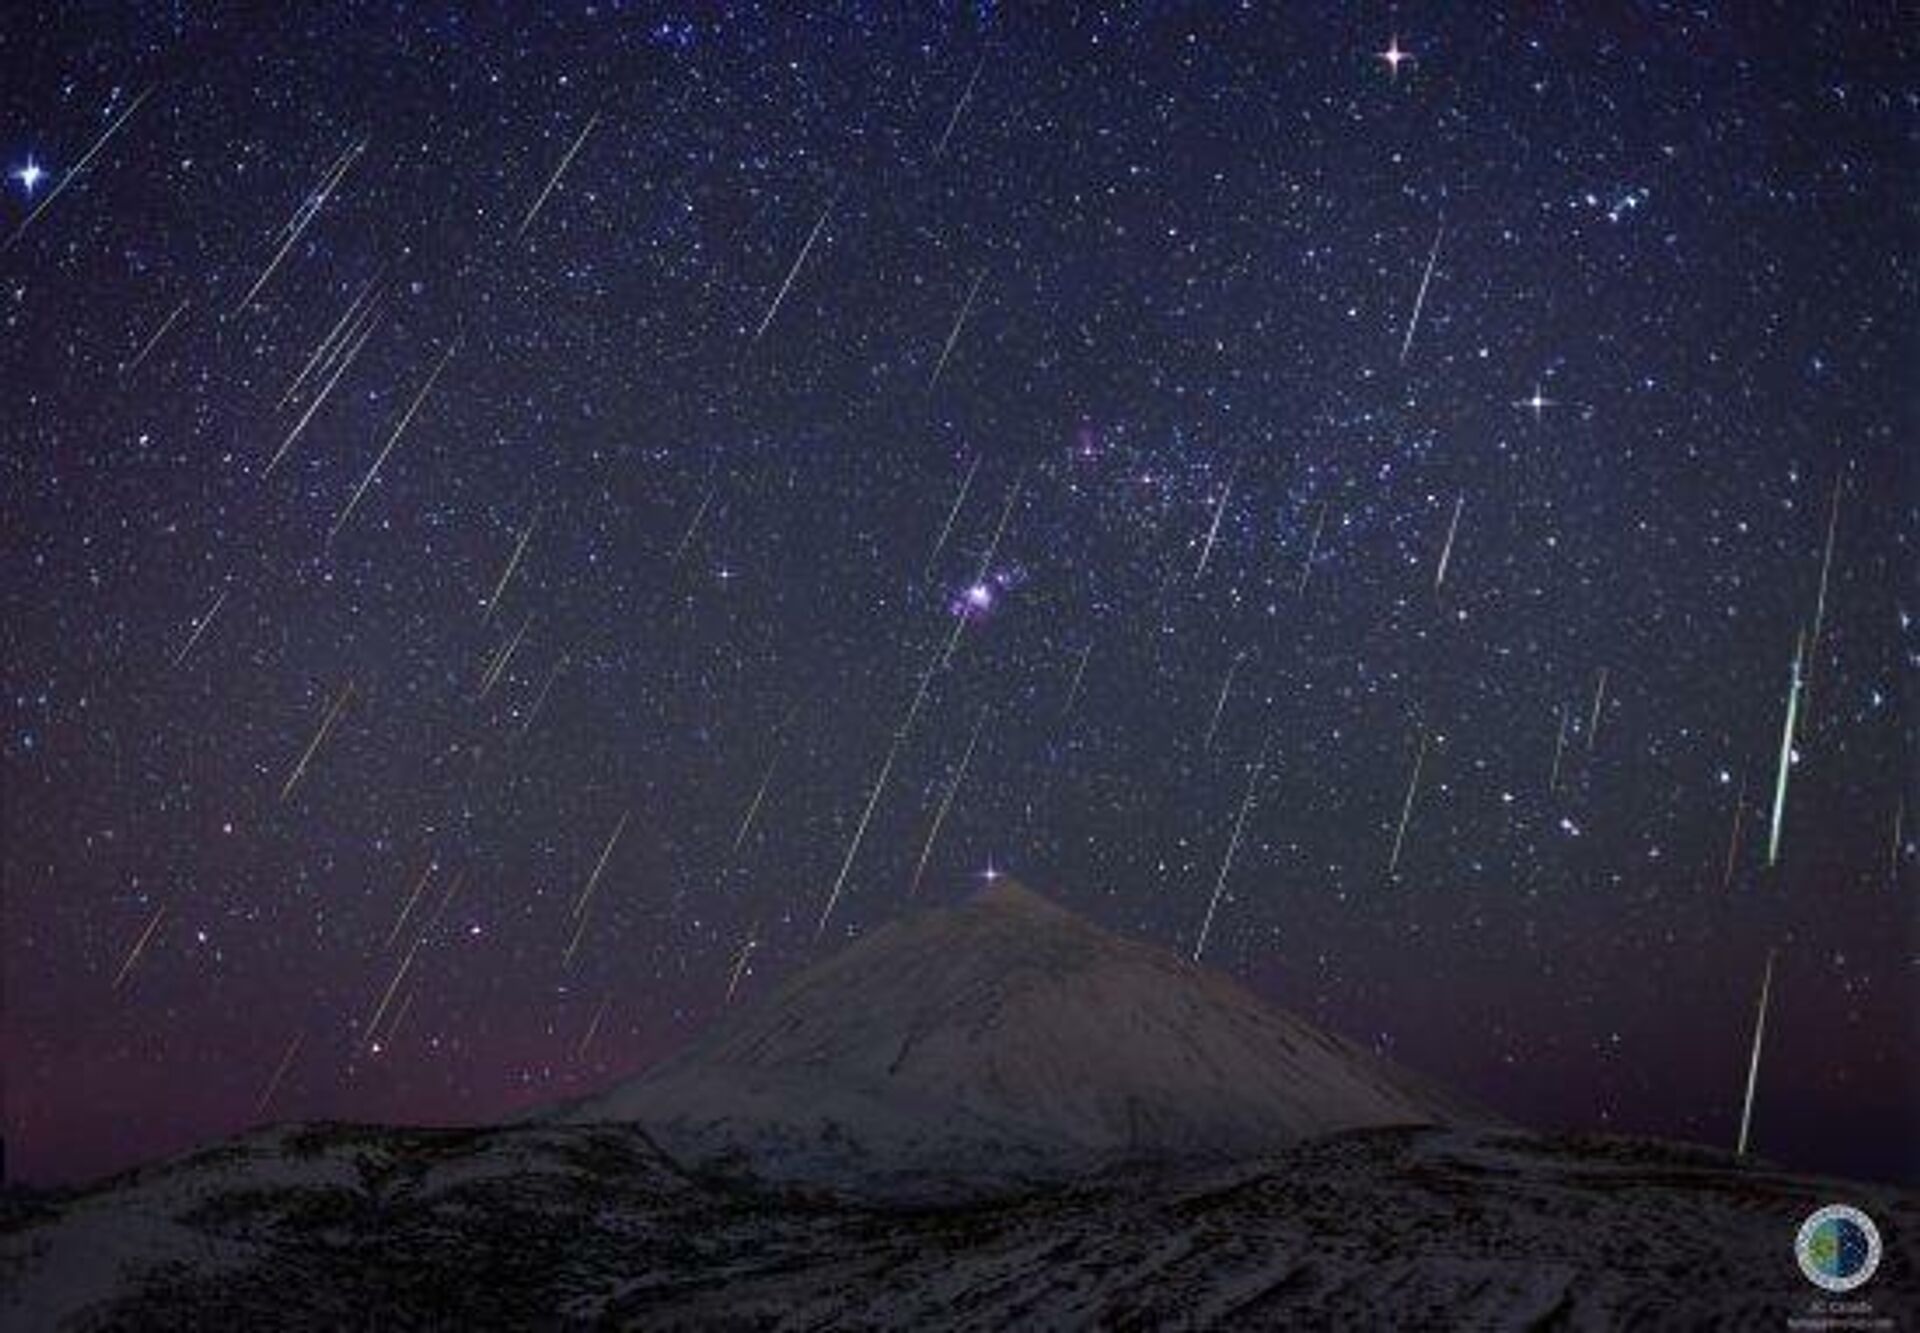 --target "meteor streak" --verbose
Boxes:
[753,188,839,342]
[907,706,986,897]
[386,861,438,949]
[1586,667,1608,750]
[1722,776,1747,890]
[1767,632,1804,868]
[280,678,354,802]
[1193,741,1270,962]
[733,746,782,853]
[1297,503,1327,593]
[173,588,229,667]
[264,299,382,477]
[122,298,189,375]
[7,85,154,250]
[254,1032,304,1116]
[573,812,630,919]
[362,938,420,1043]
[1202,654,1241,752]
[517,113,601,239]
[1195,464,1237,578]
[1386,729,1428,877]
[279,273,382,408]
[816,725,906,939]
[1398,217,1444,364]
[936,469,1024,672]
[520,653,568,735]
[577,995,611,1057]
[112,904,166,990]
[330,342,456,538]
[923,454,978,578]
[1893,799,1907,889]
[479,614,533,698]
[673,484,716,562]
[933,58,984,158]
[724,936,758,1003]
[1433,493,1463,591]
[1735,948,1776,1157]
[1806,473,1843,698]
[928,269,985,391]
[1061,640,1093,720]
[1548,703,1570,793]
[230,139,365,316]
[484,507,540,620]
